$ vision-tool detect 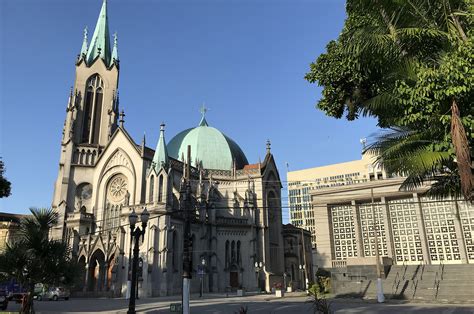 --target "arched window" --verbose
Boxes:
[149,175,154,203]
[231,241,236,263]
[237,241,241,265]
[158,175,164,202]
[81,74,104,144]
[225,240,230,268]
